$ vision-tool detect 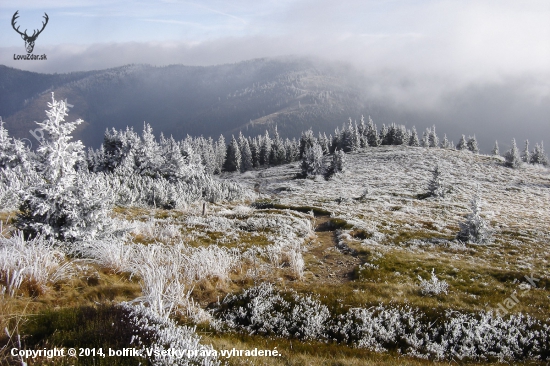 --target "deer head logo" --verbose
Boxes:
[12,11,49,54]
